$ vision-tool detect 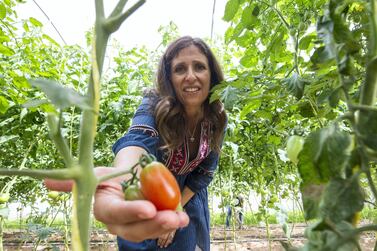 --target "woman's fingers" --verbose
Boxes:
[157,232,169,247]
[94,188,157,224]
[44,179,74,192]
[157,230,176,248]
[107,211,188,242]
